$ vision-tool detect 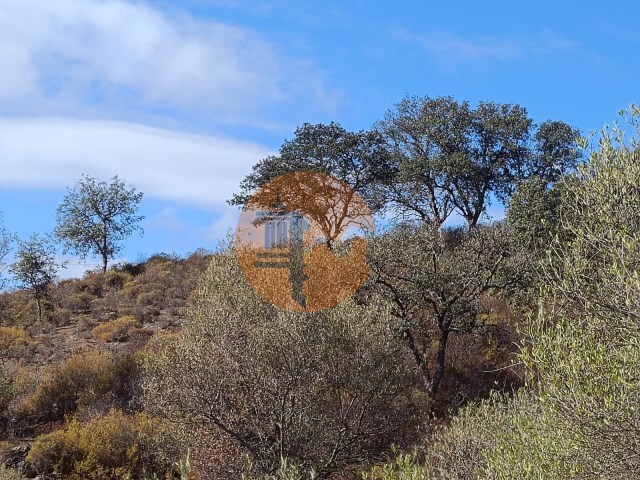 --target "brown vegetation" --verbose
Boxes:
[0,251,210,478]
